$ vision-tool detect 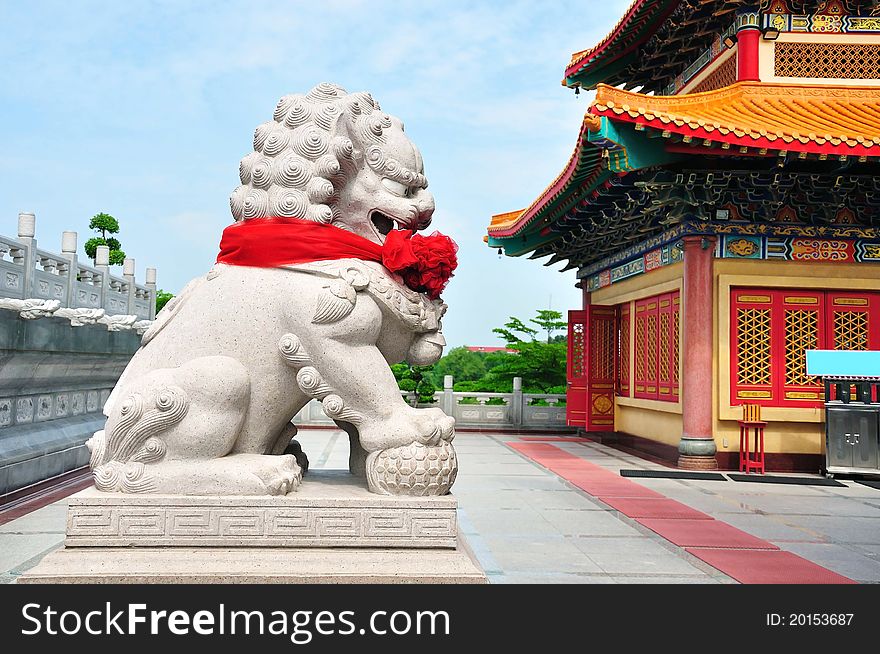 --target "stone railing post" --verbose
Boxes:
[123,257,136,314]
[95,245,110,311]
[442,375,454,416]
[145,267,157,319]
[512,377,524,427]
[17,212,37,299]
[61,231,78,308]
